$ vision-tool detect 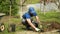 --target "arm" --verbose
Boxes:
[35,16,42,28]
[26,19,36,29]
[35,16,42,24]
